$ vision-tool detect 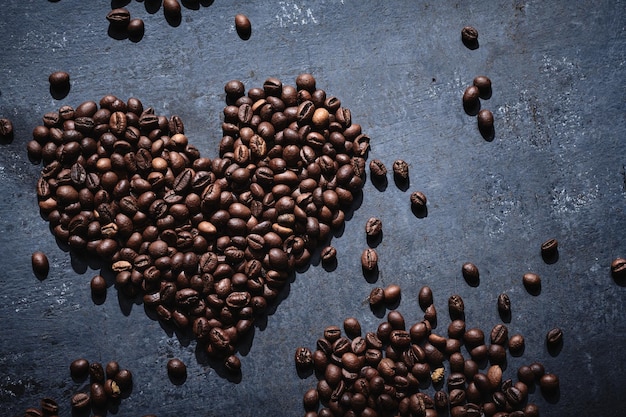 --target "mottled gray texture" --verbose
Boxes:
[0,0,625,416]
